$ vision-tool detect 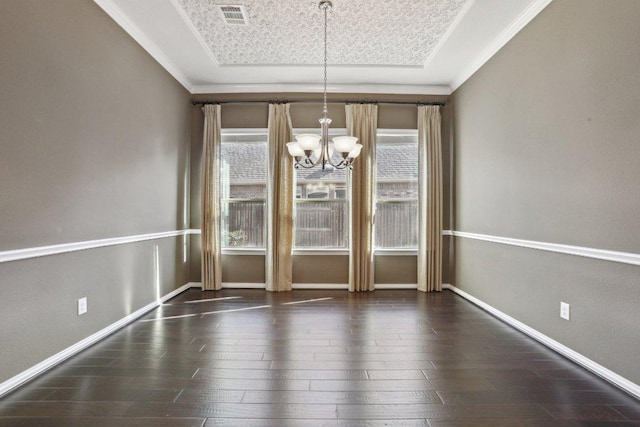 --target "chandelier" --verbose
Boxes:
[286,0,362,170]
